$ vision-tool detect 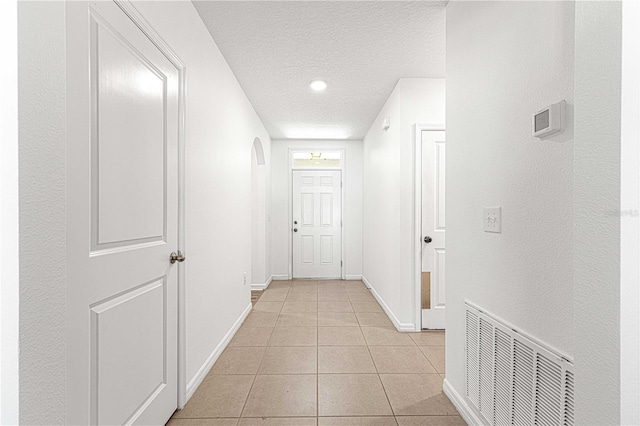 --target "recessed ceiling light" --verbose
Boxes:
[310,80,327,91]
